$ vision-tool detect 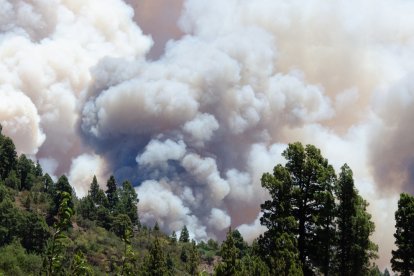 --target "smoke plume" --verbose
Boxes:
[2,0,414,269]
